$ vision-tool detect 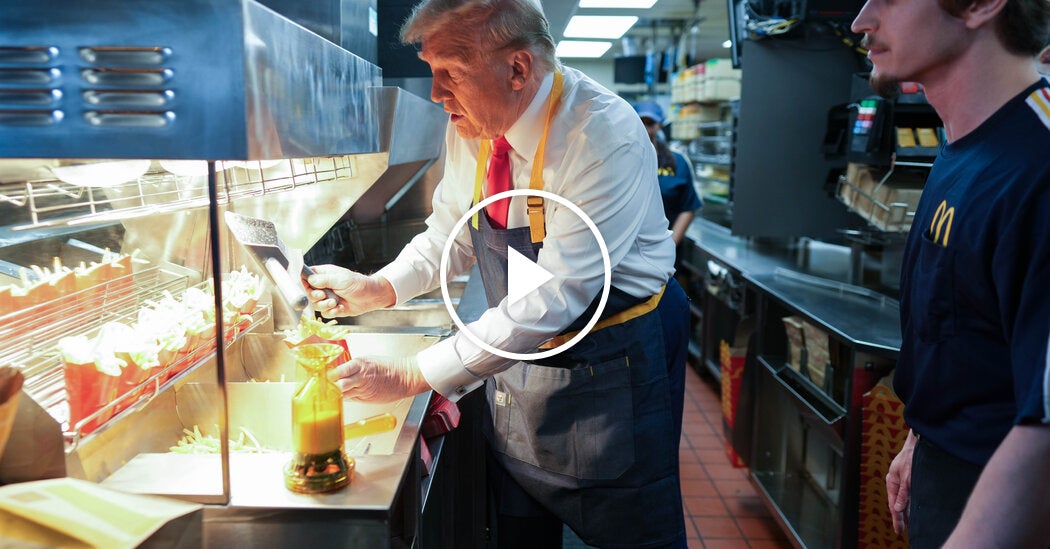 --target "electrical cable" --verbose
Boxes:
[825,20,869,56]
[742,1,801,39]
